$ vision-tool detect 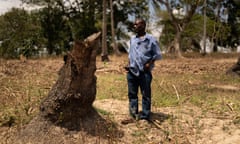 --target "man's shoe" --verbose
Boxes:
[140,115,150,121]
